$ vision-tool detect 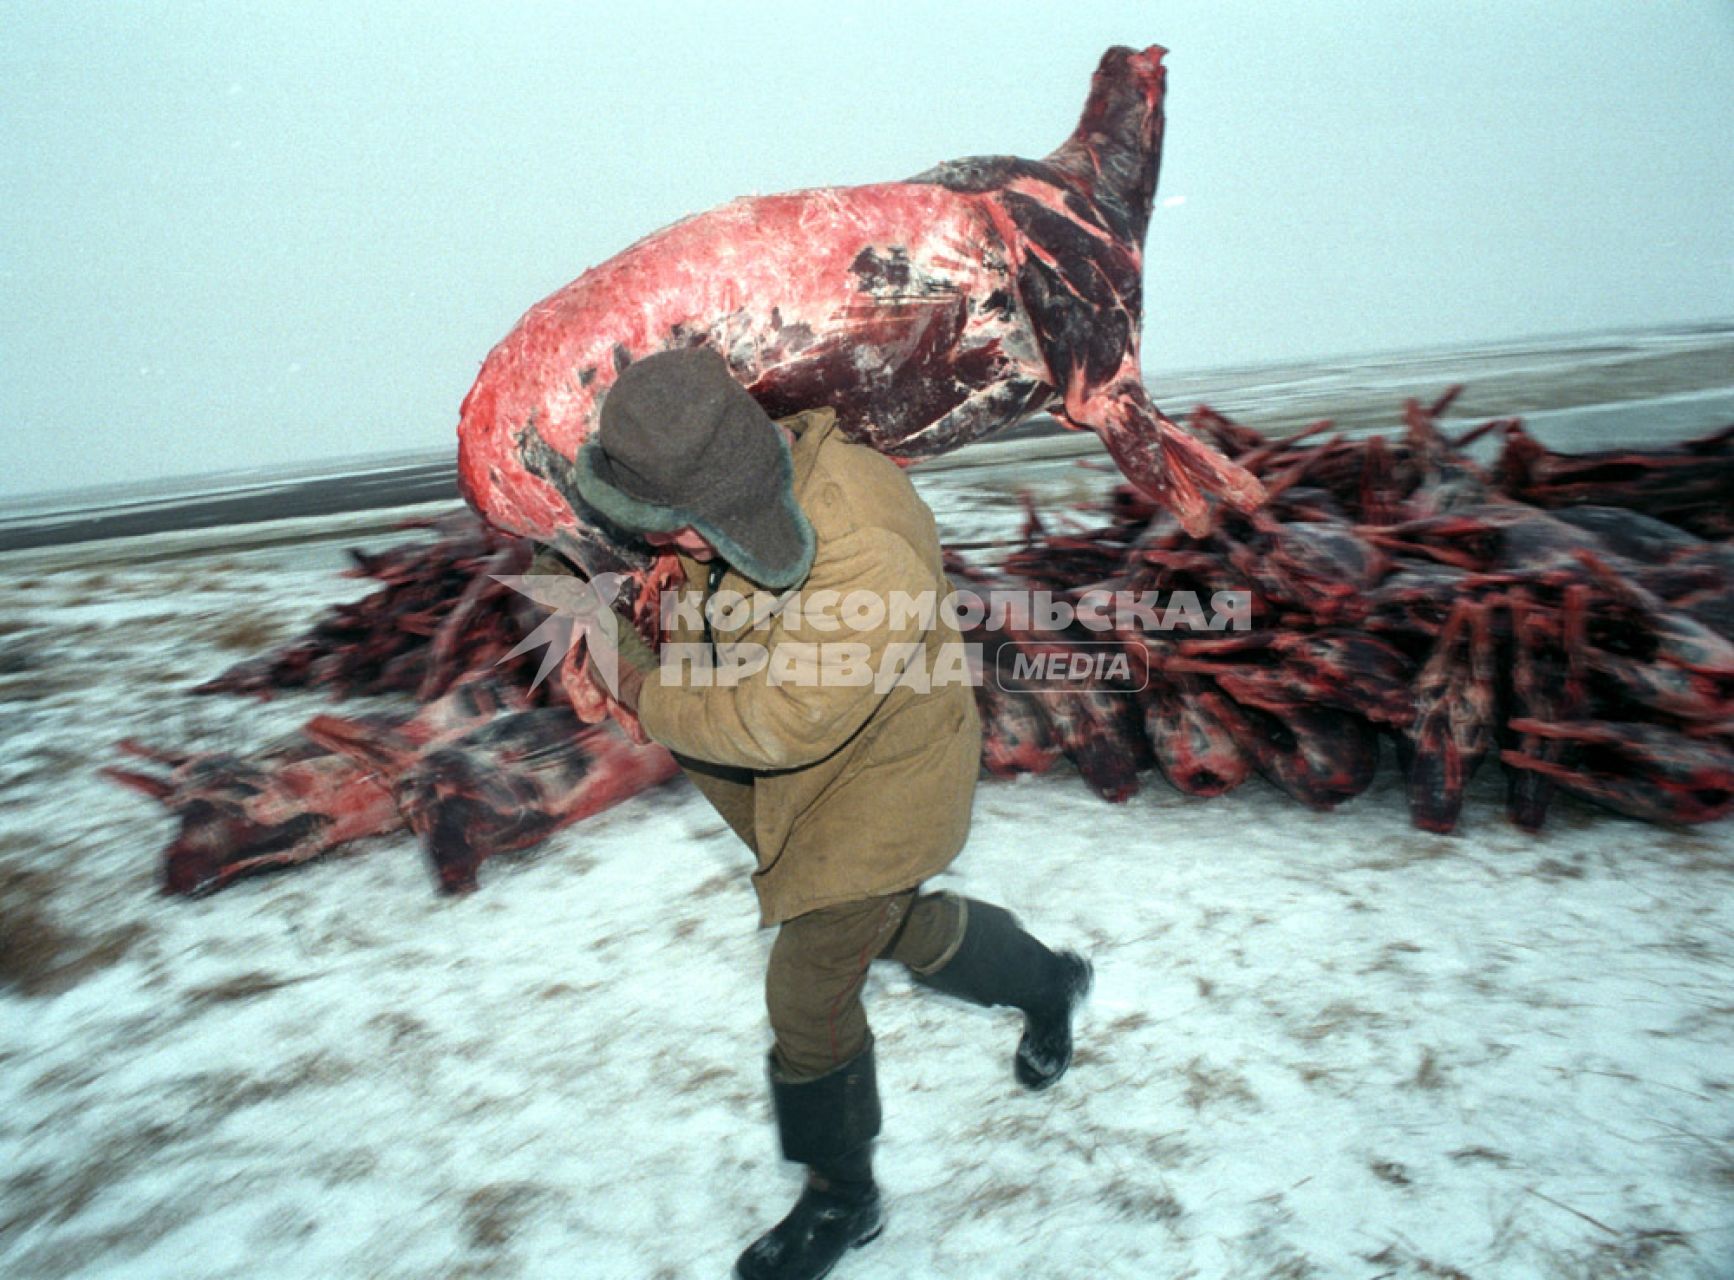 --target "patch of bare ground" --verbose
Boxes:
[367,1009,433,1050]
[963,1112,1046,1146]
[688,870,735,899]
[205,611,287,653]
[0,640,37,684]
[29,1059,102,1094]
[1657,1120,1734,1211]
[0,830,44,858]
[1291,1061,1353,1094]
[1549,1228,1698,1279]
[1361,1243,1473,1278]
[1649,1002,1734,1040]
[1099,1174,1184,1225]
[1182,1057,1260,1113]
[677,1065,731,1094]
[1409,1047,1448,1091]
[51,964,313,1054]
[0,1193,216,1280]
[3,746,101,801]
[1369,1159,1412,1187]
[1358,939,1424,976]
[0,1118,193,1247]
[460,1180,568,1251]
[9,1151,331,1269]
[0,667,79,701]
[0,864,147,996]
[963,1175,1045,1218]
[1067,1039,1109,1072]
[1140,1130,1195,1168]
[1638,931,1723,965]
[1449,1145,1513,1166]
[181,969,308,1007]
[1105,1008,1152,1034]
[1291,999,1392,1044]
[1354,836,1458,872]
[1529,856,1586,881]
[438,1256,522,1280]
[1600,825,1734,876]
[311,1147,380,1186]
[1711,1148,1734,1191]
[129,612,191,633]
[1249,1242,1322,1280]
[183,1051,359,1125]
